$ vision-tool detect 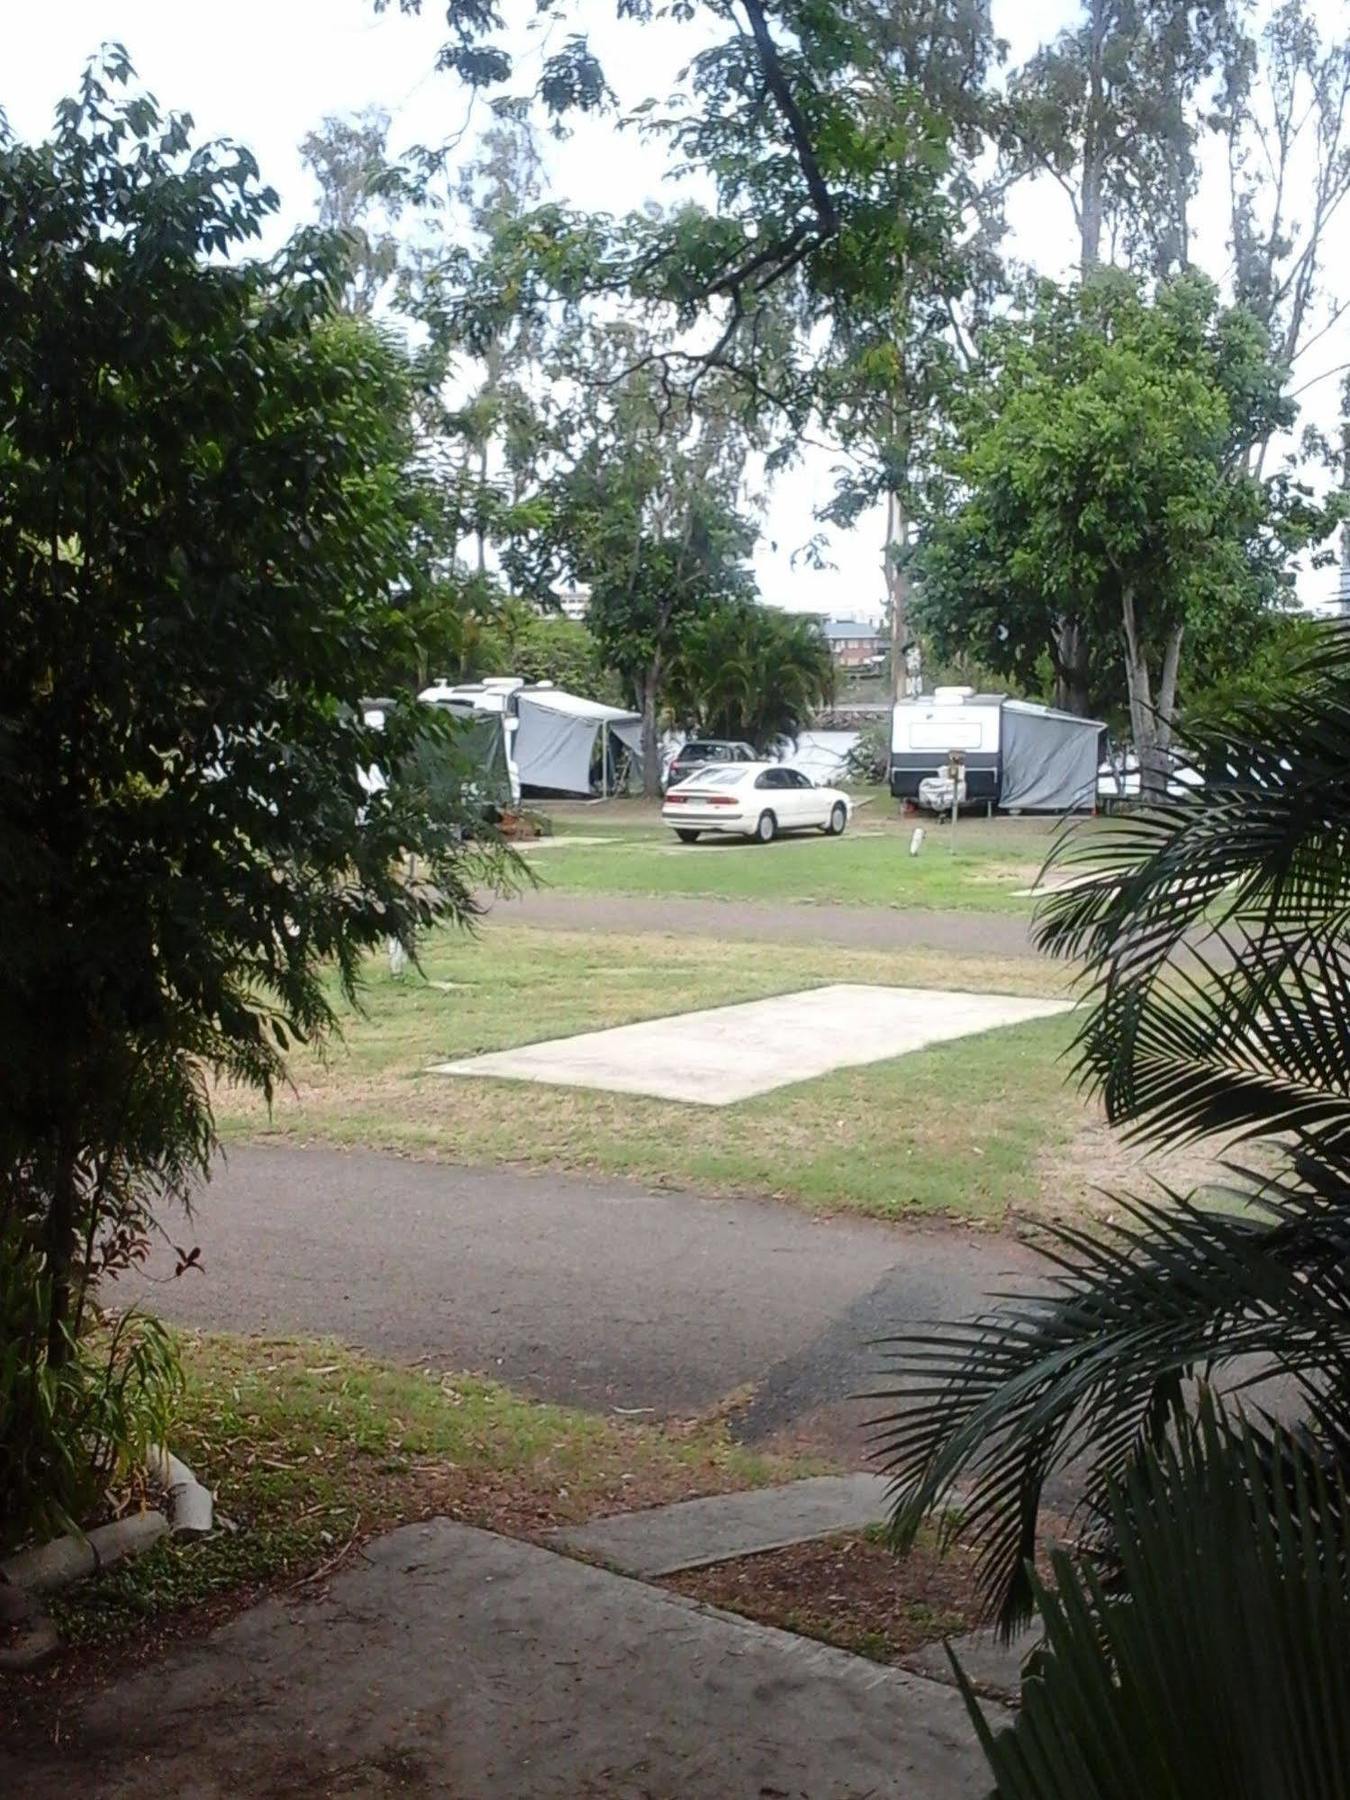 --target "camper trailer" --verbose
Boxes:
[890,687,1103,813]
